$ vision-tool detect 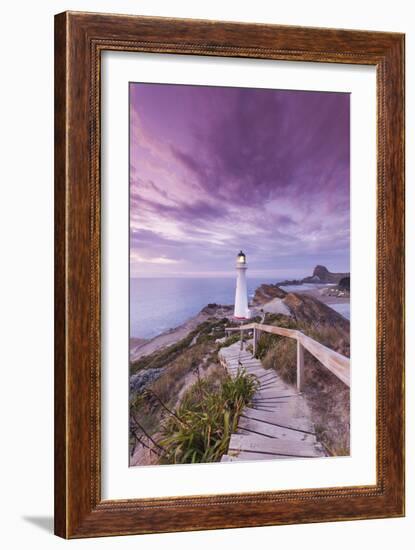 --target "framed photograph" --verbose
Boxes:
[54,11,405,538]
